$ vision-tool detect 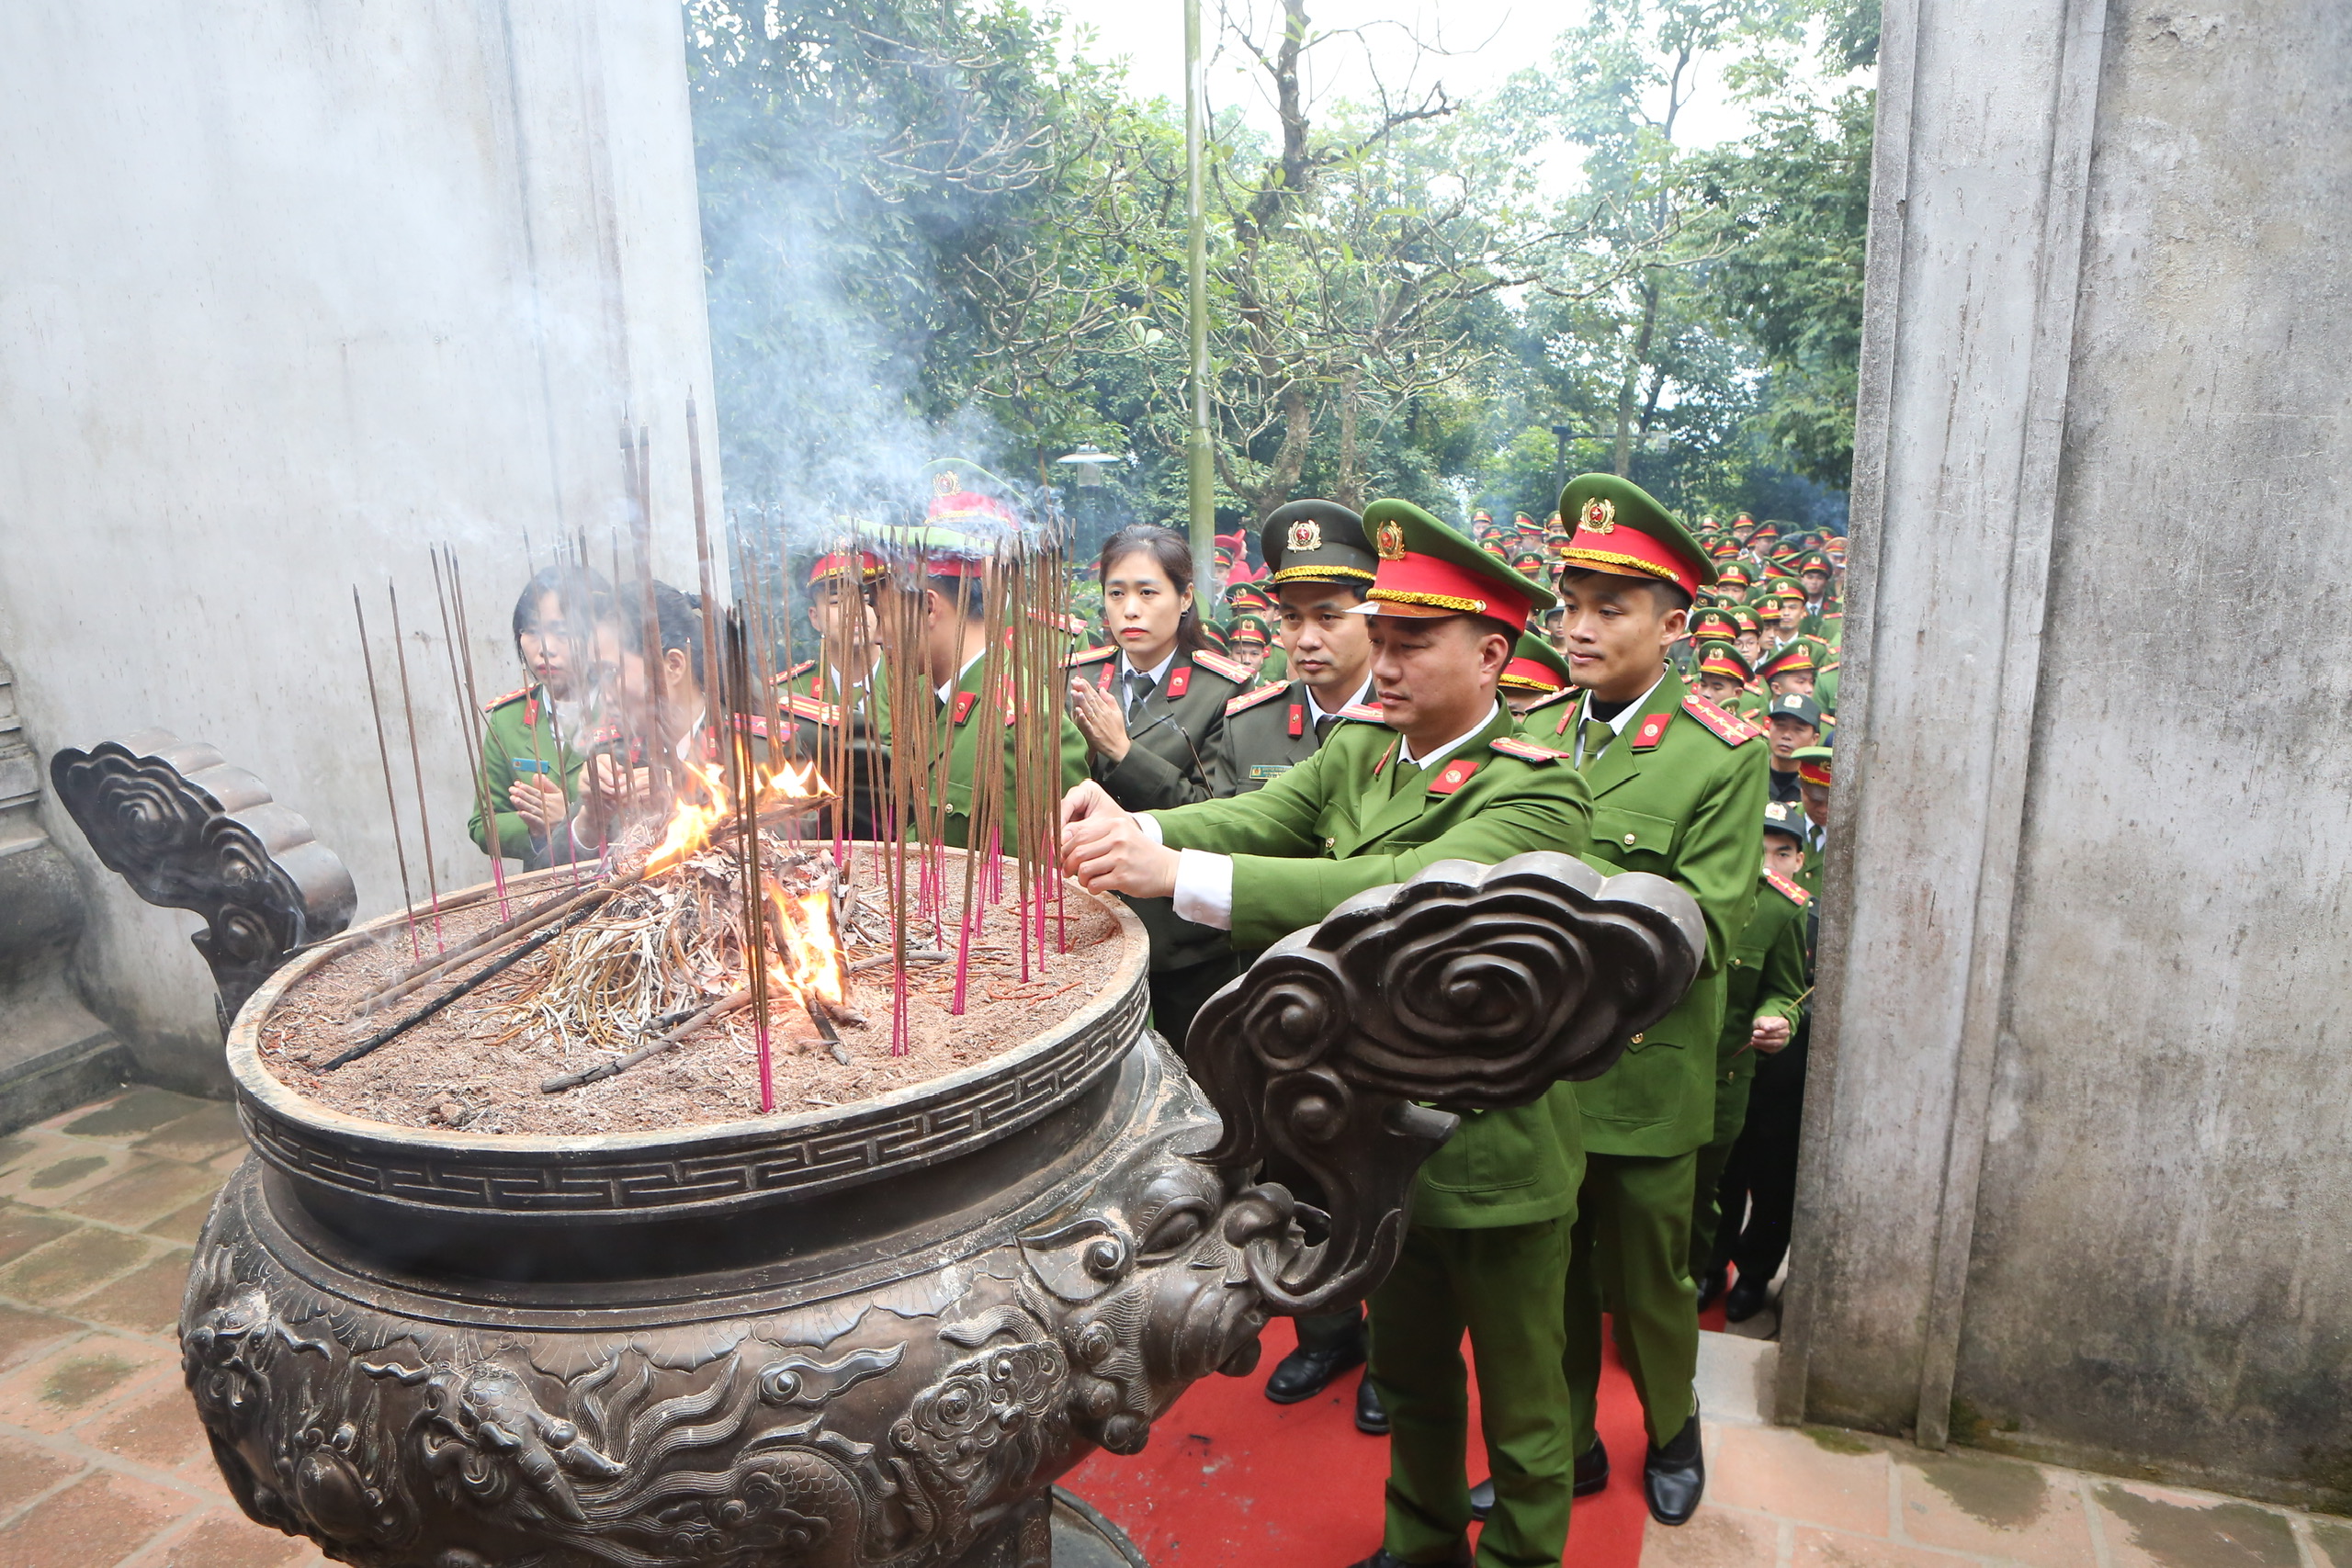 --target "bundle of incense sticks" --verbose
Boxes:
[345,404,1086,1095]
